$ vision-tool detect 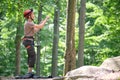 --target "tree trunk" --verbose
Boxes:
[51,0,60,77]
[64,0,76,75]
[36,4,43,76]
[78,0,86,67]
[15,2,23,76]
[15,26,22,75]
